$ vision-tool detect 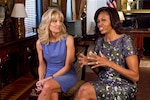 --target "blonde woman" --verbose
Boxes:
[36,8,77,100]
